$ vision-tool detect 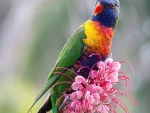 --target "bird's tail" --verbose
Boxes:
[38,94,52,113]
[27,71,59,113]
